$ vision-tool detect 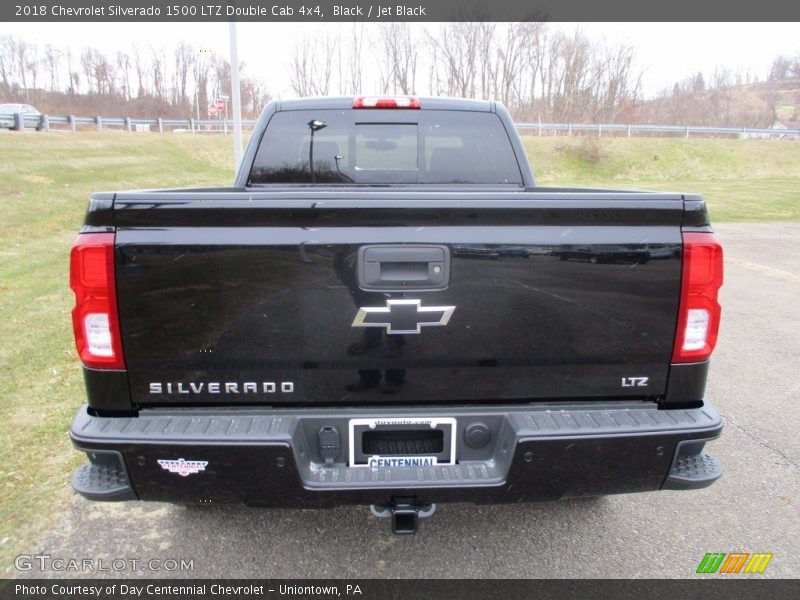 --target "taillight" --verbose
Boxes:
[353,96,421,109]
[672,232,723,363]
[70,233,125,369]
